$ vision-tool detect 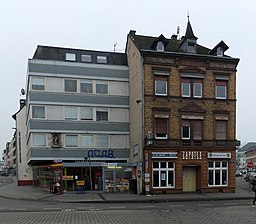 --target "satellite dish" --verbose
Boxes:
[21,88,25,95]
